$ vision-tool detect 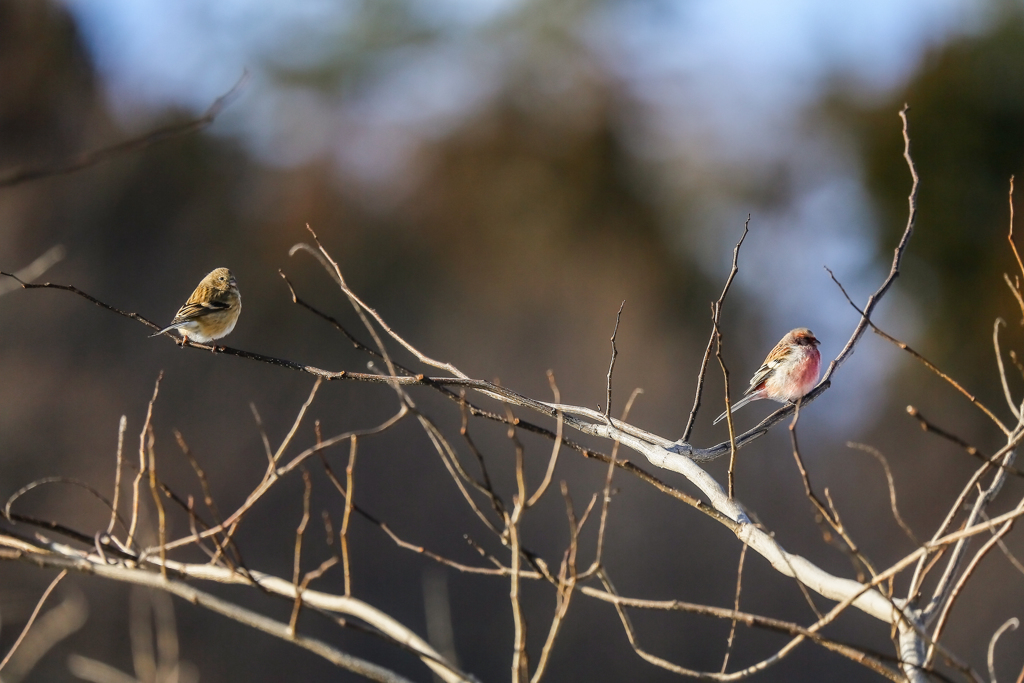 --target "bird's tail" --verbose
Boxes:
[149,323,181,338]
[713,393,760,425]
